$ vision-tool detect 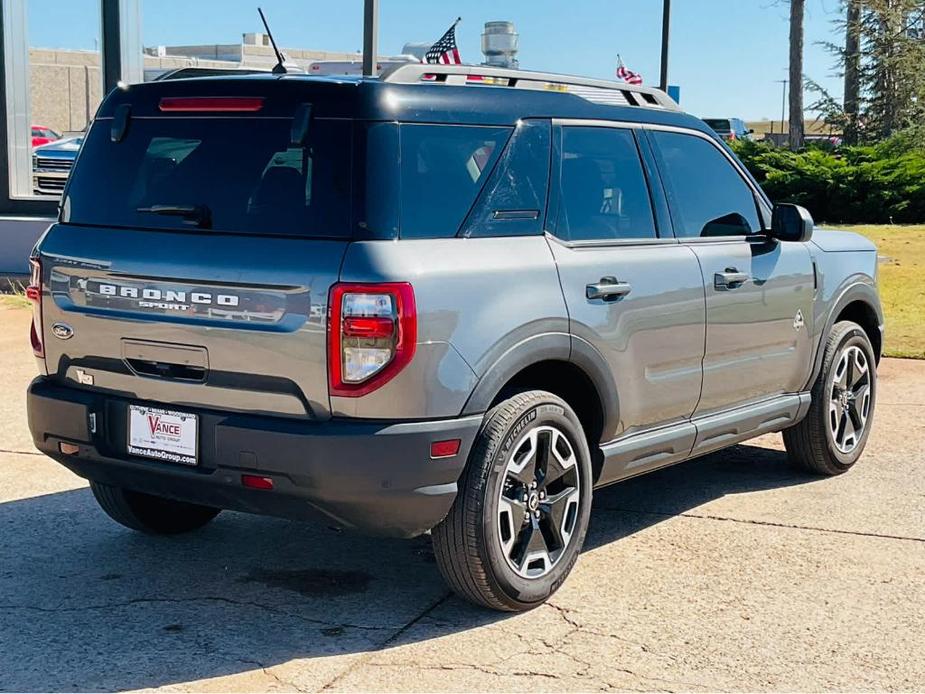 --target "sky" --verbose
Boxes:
[28,0,850,121]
